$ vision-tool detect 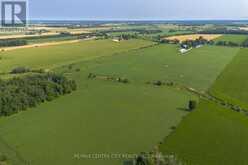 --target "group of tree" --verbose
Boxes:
[200,28,248,35]
[180,36,214,49]
[0,73,77,117]
[102,28,162,36]
[0,39,27,47]
[215,41,239,47]
[161,36,248,48]
[215,39,248,48]
[88,73,129,84]
[119,33,139,40]
[160,39,180,44]
[10,67,47,74]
